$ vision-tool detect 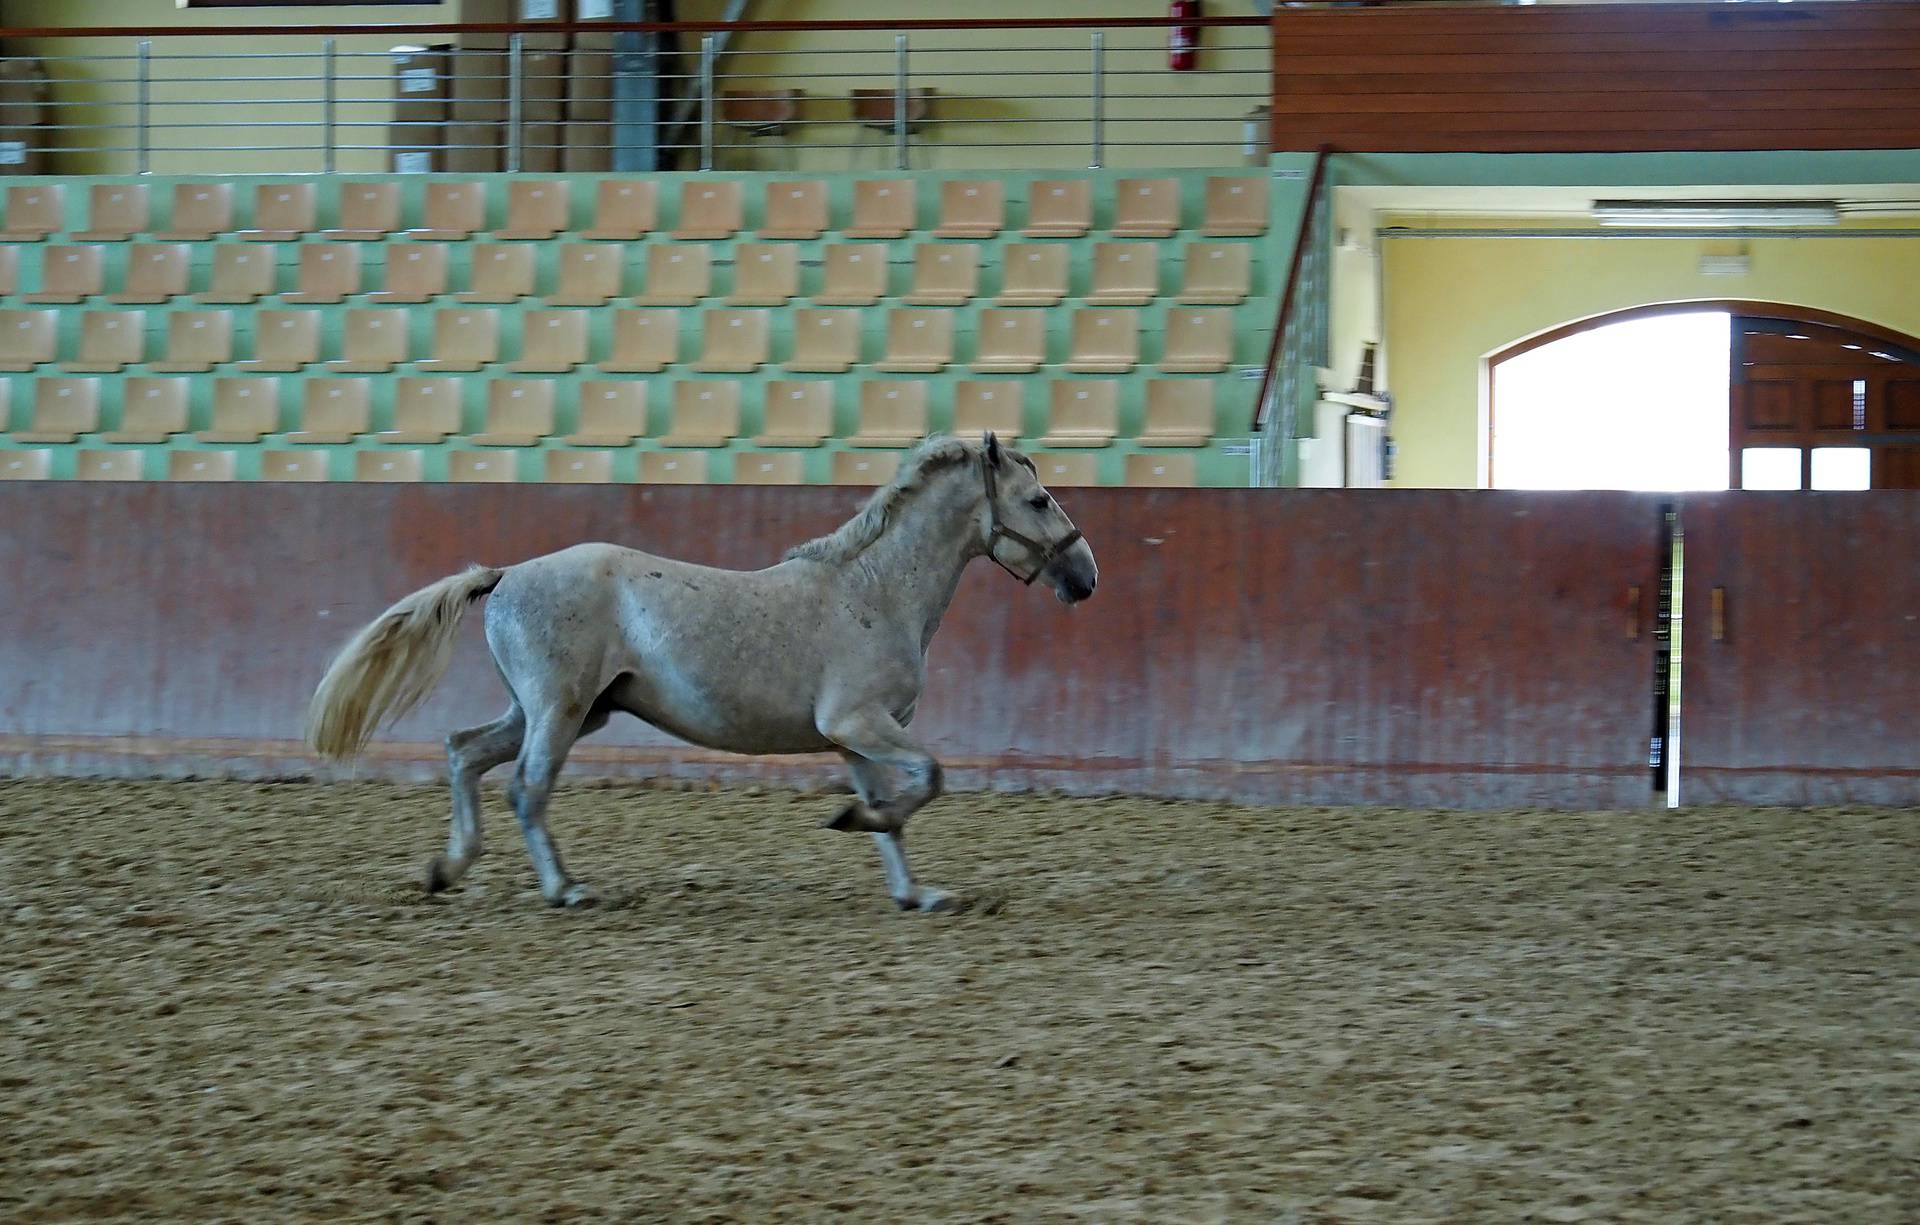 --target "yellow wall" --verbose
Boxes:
[1379,230,1920,488]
